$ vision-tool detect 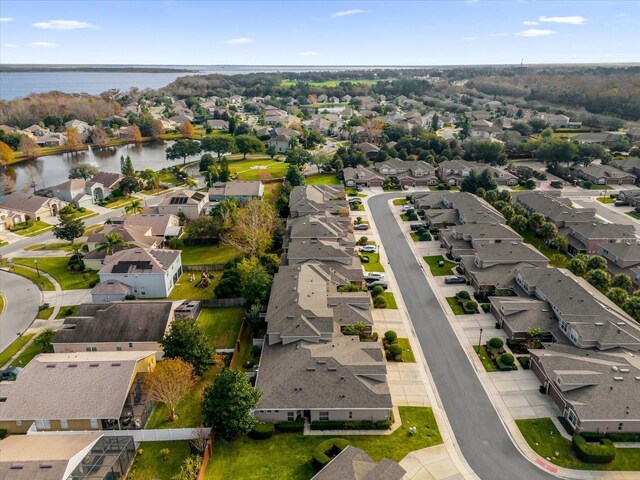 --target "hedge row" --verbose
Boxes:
[572,434,616,464]
[276,420,304,433]
[581,431,640,443]
[248,422,274,440]
[312,438,351,471]
[310,420,392,431]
